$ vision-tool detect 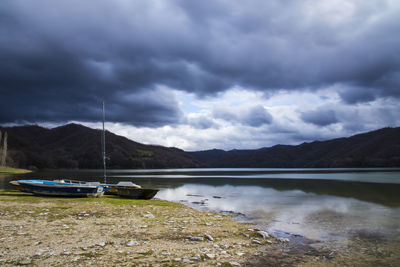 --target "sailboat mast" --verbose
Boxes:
[102,101,106,184]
